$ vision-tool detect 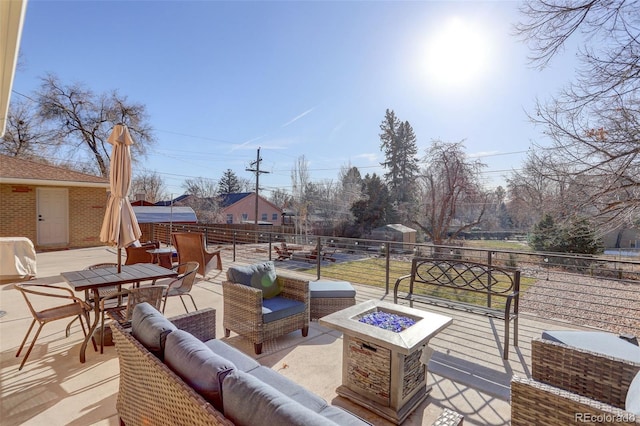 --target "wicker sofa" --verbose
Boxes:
[511,338,640,425]
[222,261,309,354]
[111,304,371,426]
